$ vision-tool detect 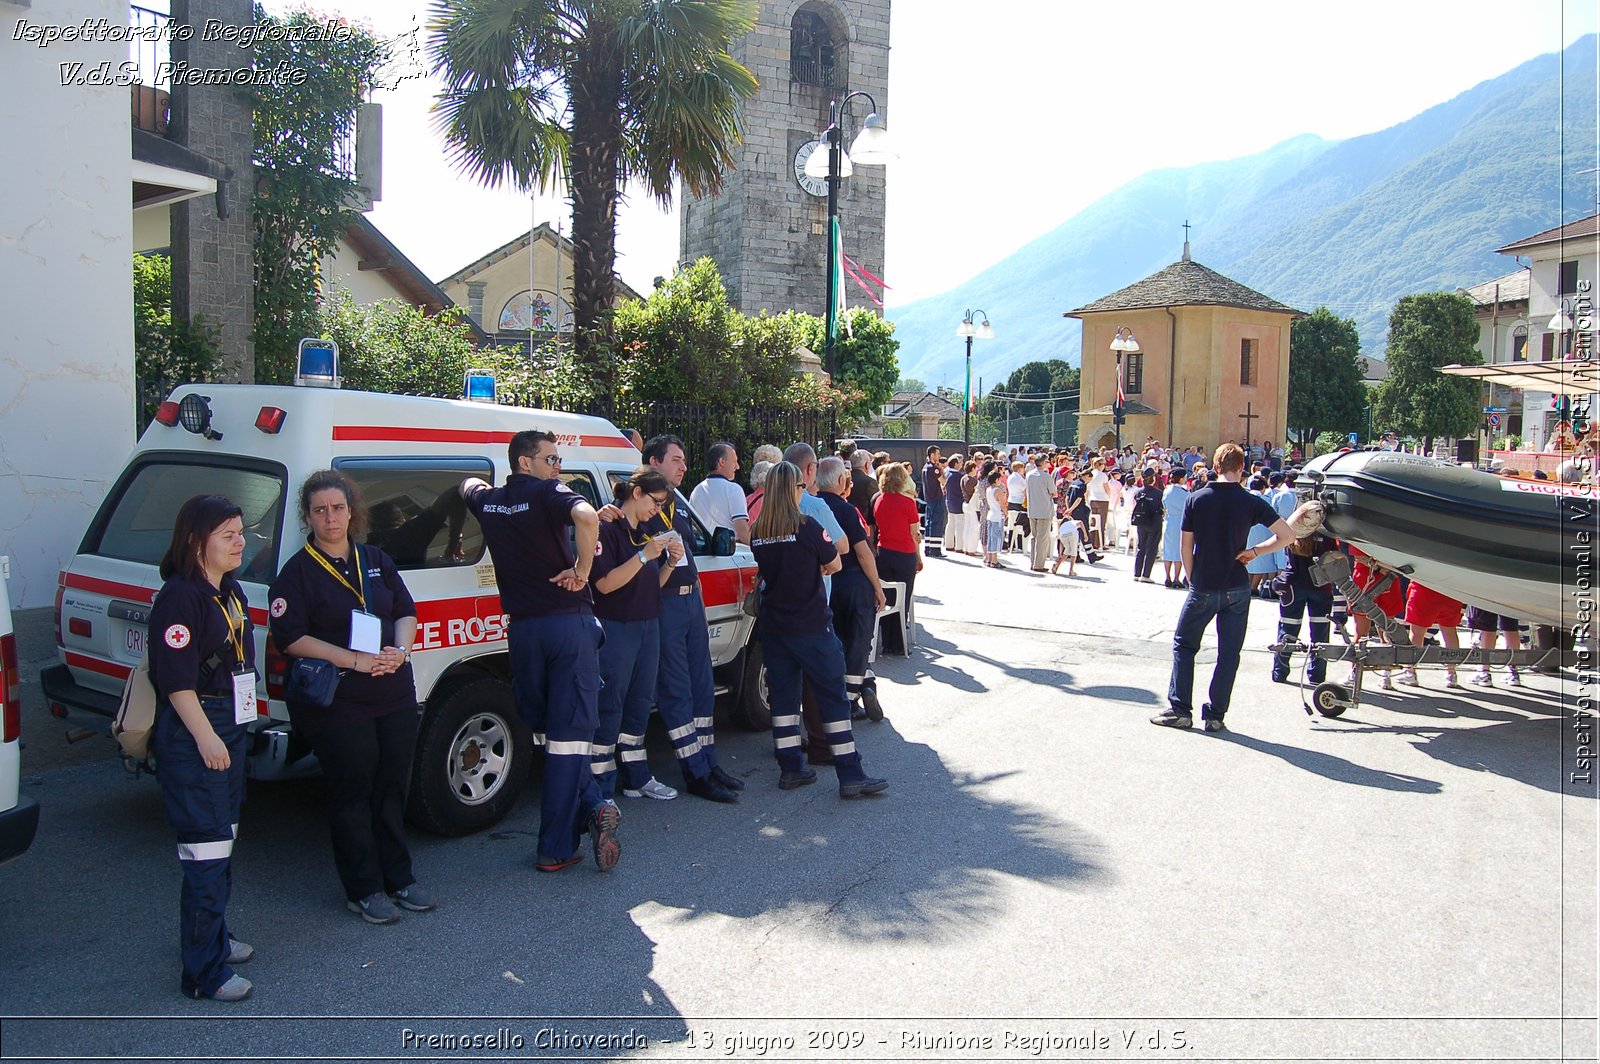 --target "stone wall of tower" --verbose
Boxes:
[679,0,891,319]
